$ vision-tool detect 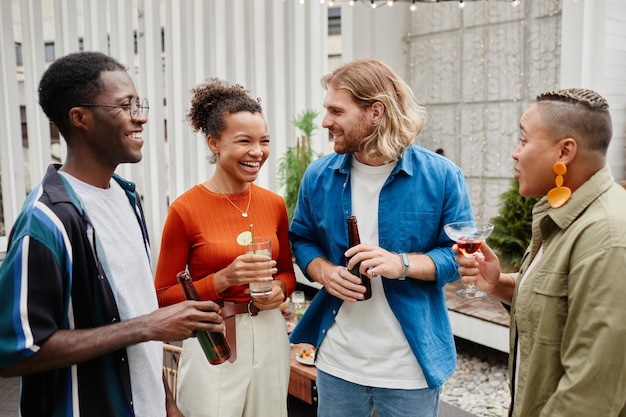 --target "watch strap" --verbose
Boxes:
[399,253,409,280]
